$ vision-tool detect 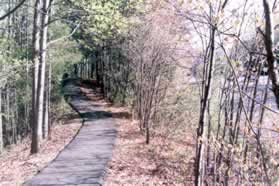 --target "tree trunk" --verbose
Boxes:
[37,0,50,142]
[43,65,49,139]
[7,88,11,145]
[48,62,52,139]
[263,0,279,109]
[0,88,3,154]
[91,59,94,79]
[30,0,43,154]
[74,64,78,77]
[195,26,216,186]
[96,50,101,84]
[13,89,17,144]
